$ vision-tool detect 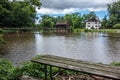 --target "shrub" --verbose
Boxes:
[111,62,120,66]
[84,29,92,32]
[113,23,120,29]
[0,29,4,34]
[0,38,6,44]
[20,62,45,78]
[0,58,14,80]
